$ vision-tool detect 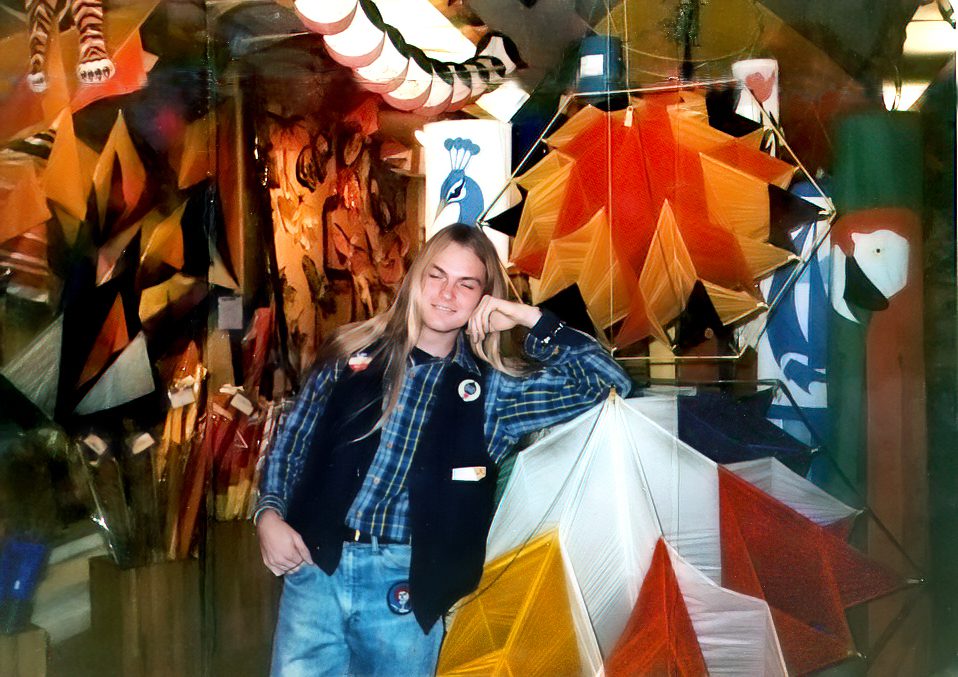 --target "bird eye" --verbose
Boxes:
[449,185,462,199]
